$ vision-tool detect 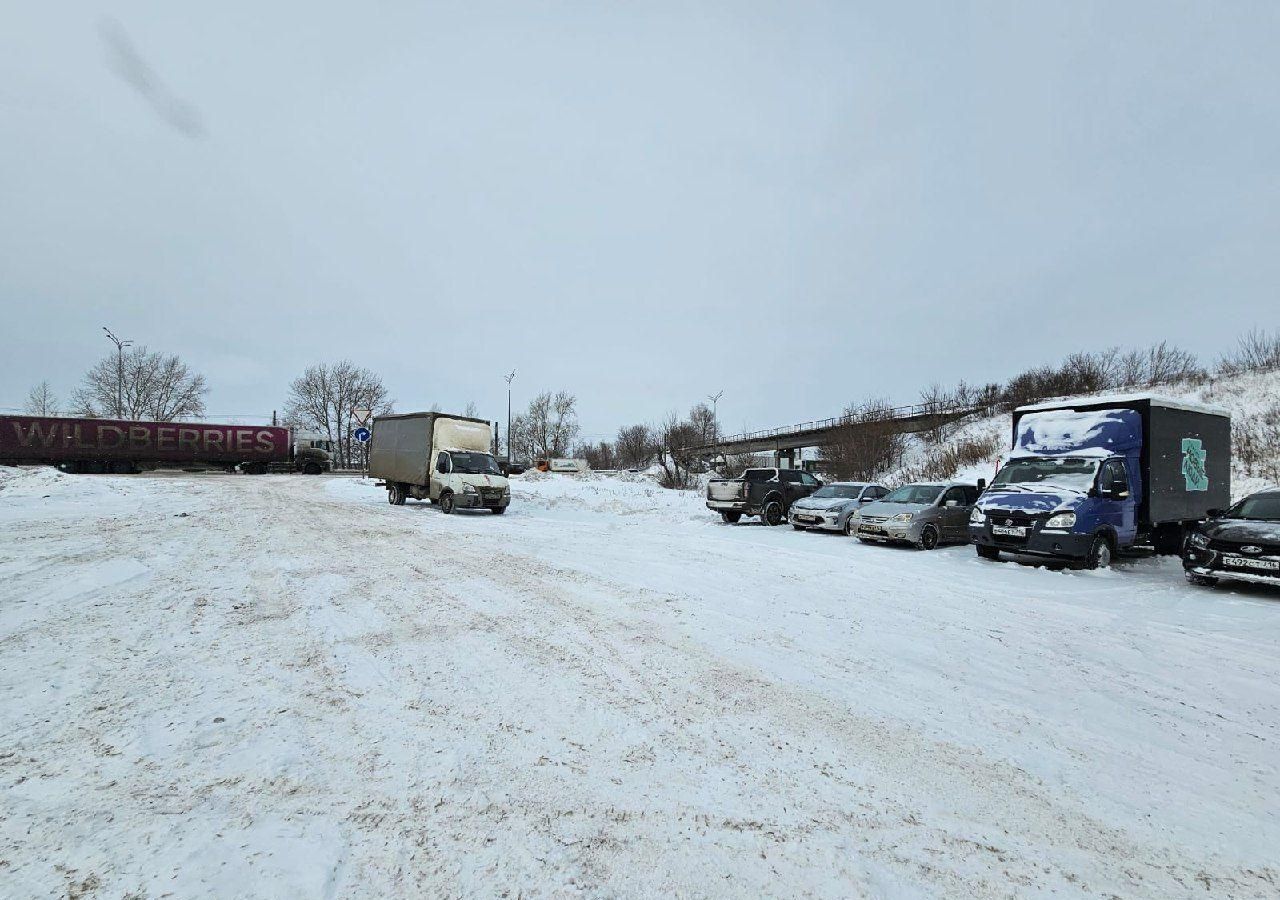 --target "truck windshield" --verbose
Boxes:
[992,457,1099,493]
[812,485,861,499]
[450,452,502,475]
[1230,494,1280,520]
[881,485,944,505]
